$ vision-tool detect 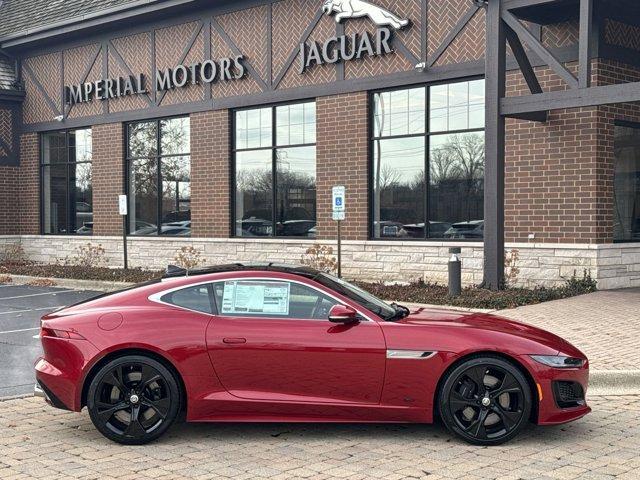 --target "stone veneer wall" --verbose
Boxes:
[1,235,638,290]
